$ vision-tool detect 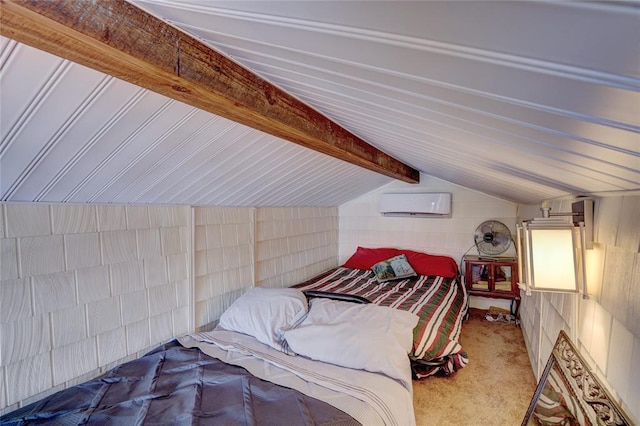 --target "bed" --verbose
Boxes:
[293,246,469,379]
[1,286,417,426]
[1,247,463,424]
